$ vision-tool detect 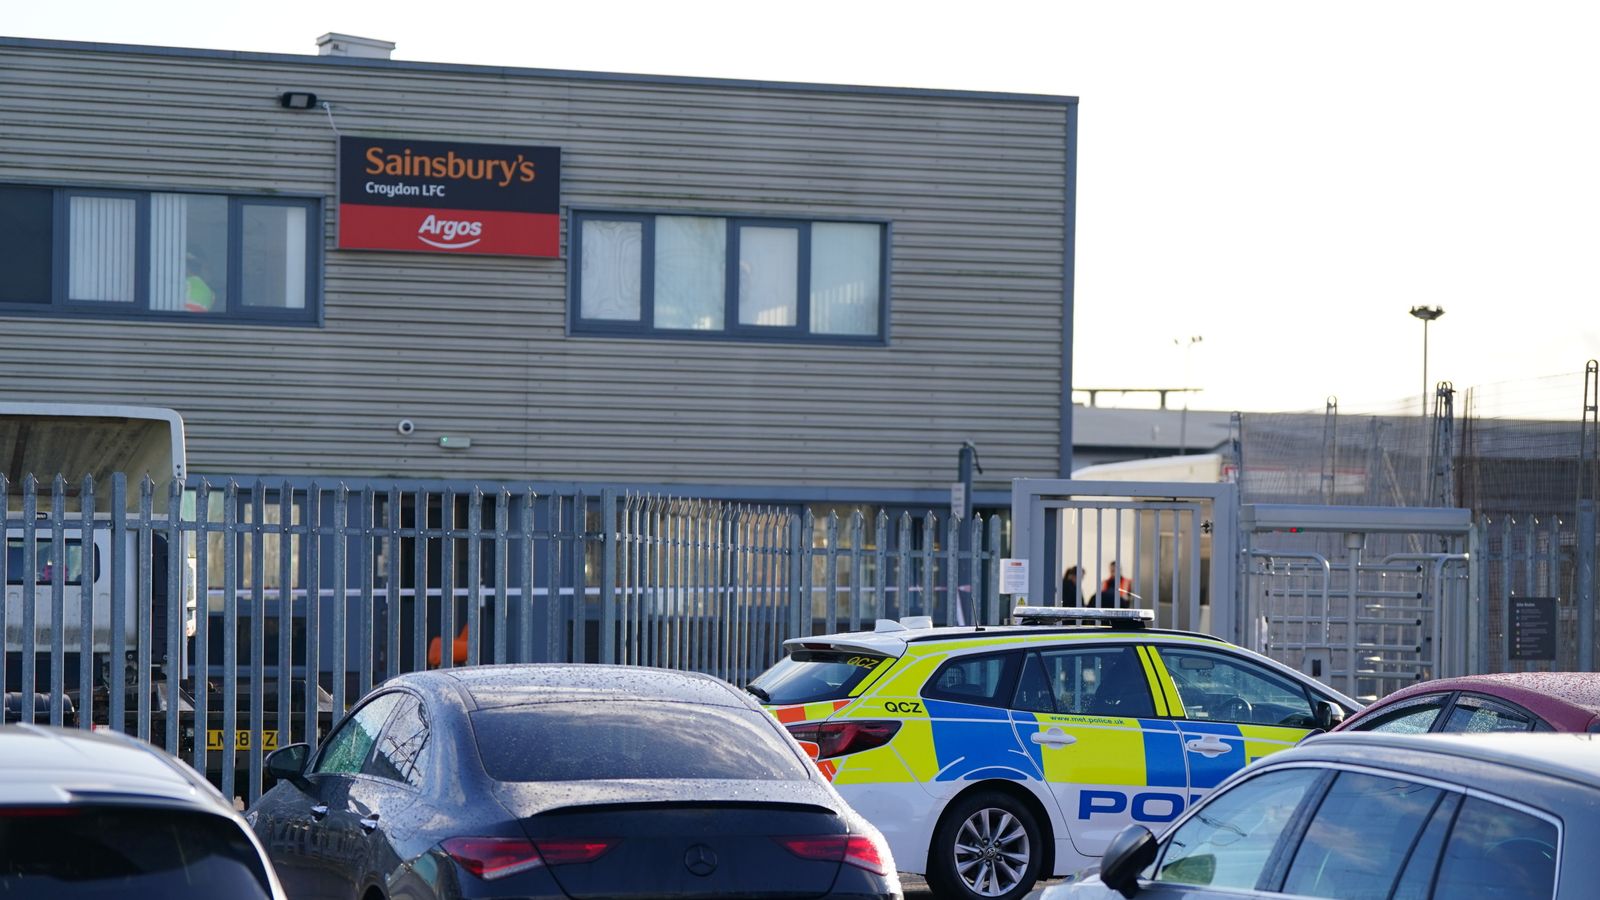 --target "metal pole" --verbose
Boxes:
[1421,318,1429,420]
[600,489,617,665]
[956,443,980,623]
[1175,335,1201,454]
[1579,500,1595,671]
[1409,306,1444,419]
